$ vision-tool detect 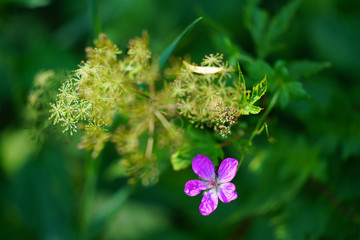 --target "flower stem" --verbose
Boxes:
[145,79,156,160]
[129,83,150,99]
[145,115,155,160]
